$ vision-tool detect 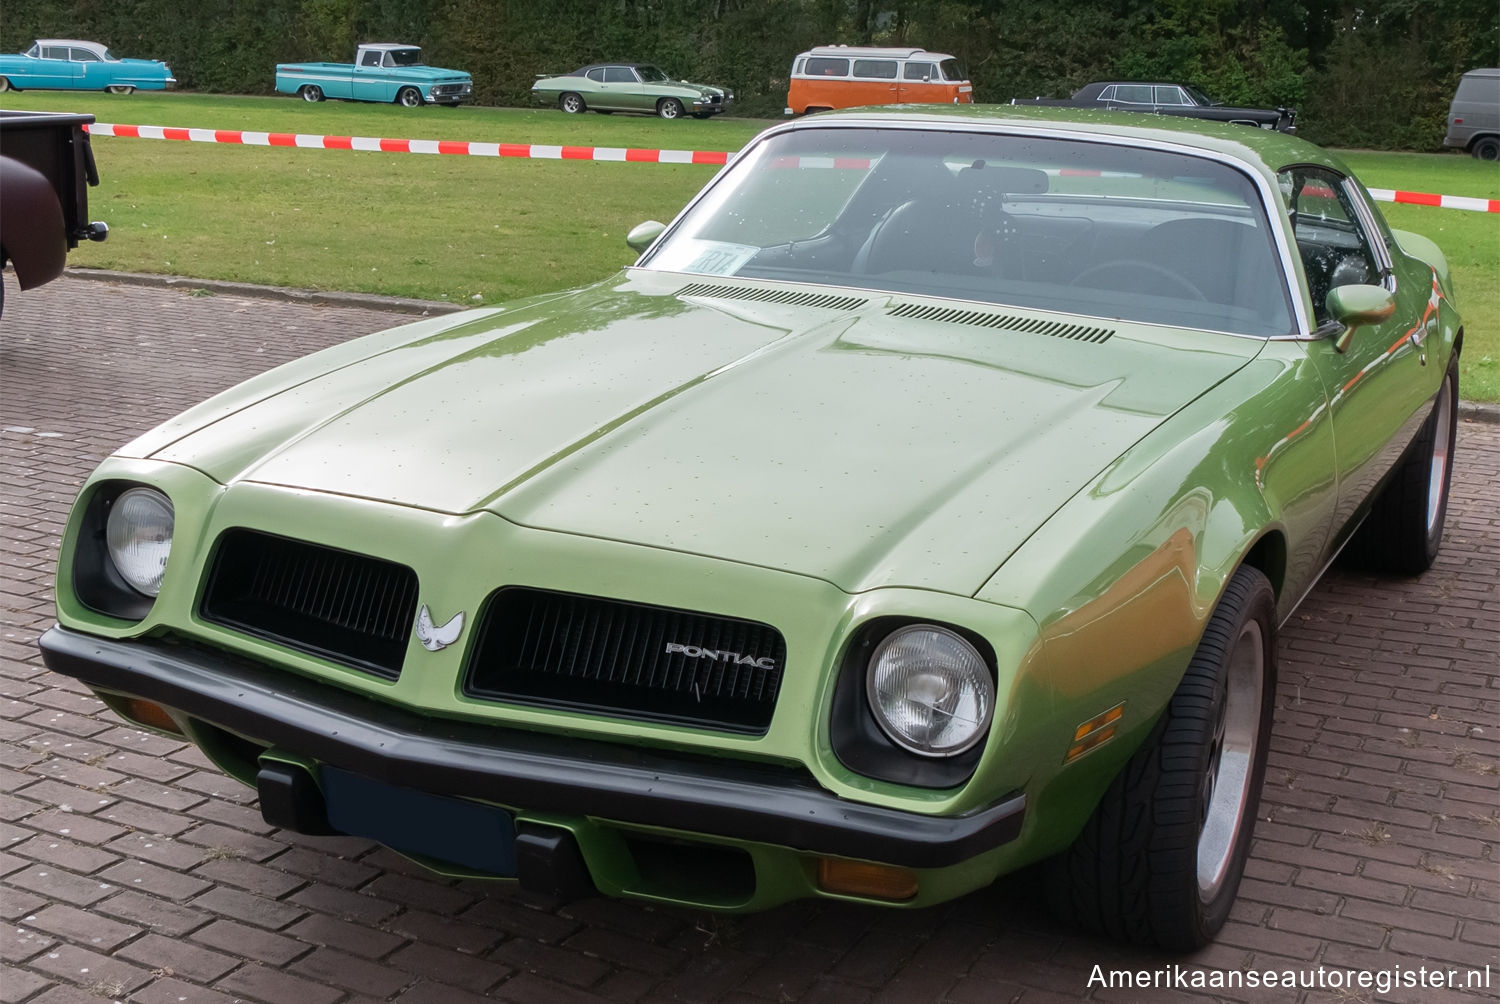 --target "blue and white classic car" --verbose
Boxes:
[0,39,175,94]
[275,44,474,107]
